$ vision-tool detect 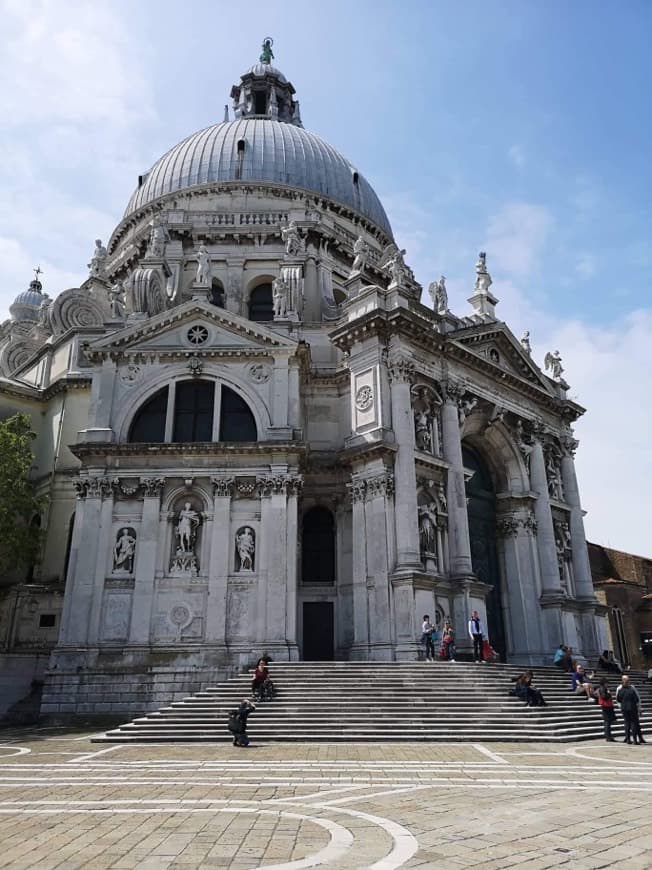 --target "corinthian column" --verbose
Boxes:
[560,437,595,601]
[58,477,103,646]
[530,430,563,596]
[440,383,473,576]
[129,477,165,644]
[206,477,234,643]
[388,355,420,567]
